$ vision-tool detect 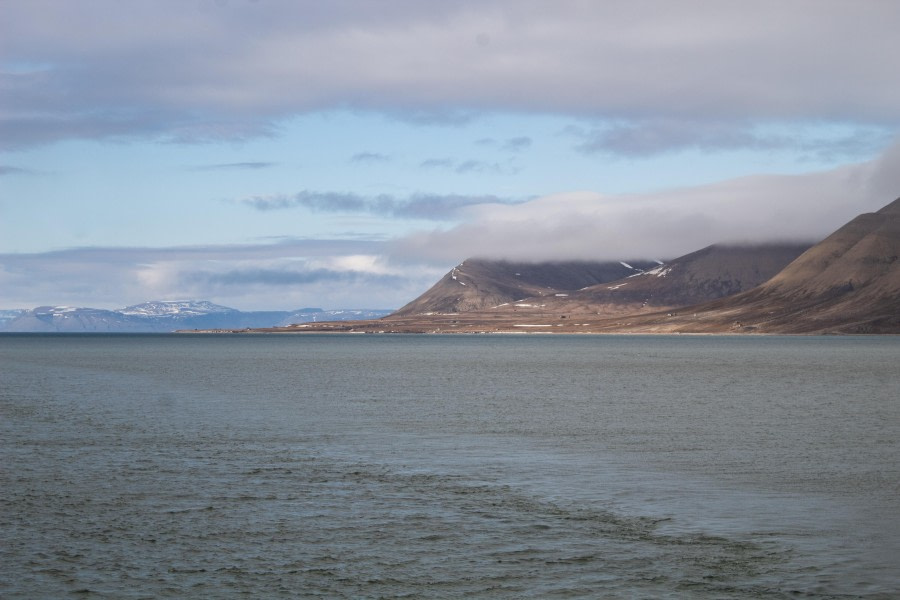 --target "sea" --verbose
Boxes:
[1,333,898,599]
